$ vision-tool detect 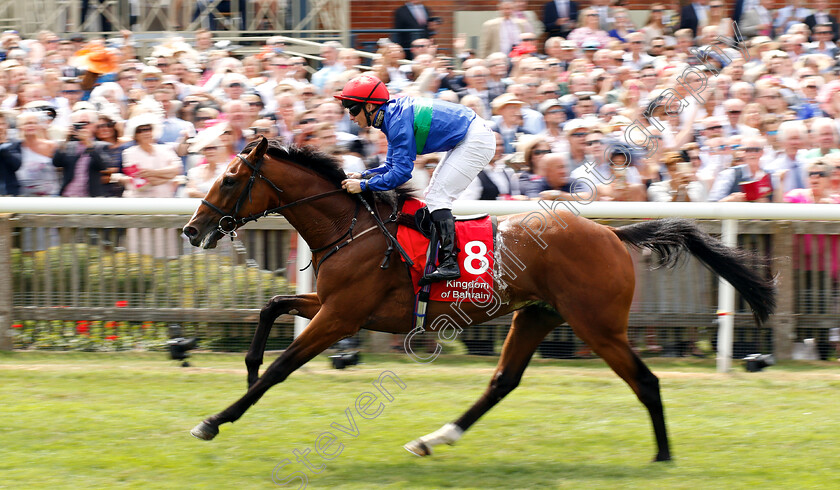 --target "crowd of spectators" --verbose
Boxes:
[2,0,840,206]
